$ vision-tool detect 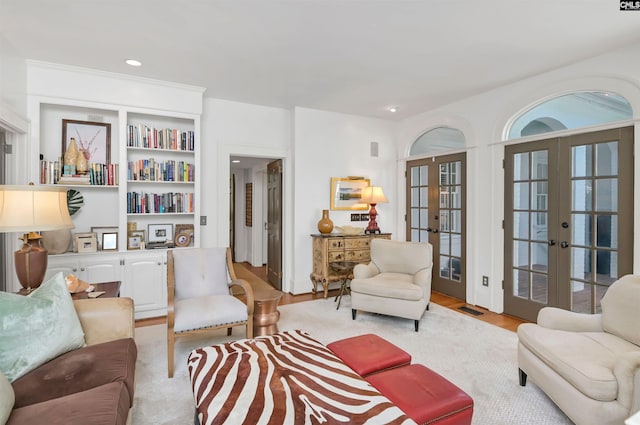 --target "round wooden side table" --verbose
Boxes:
[253,288,283,337]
